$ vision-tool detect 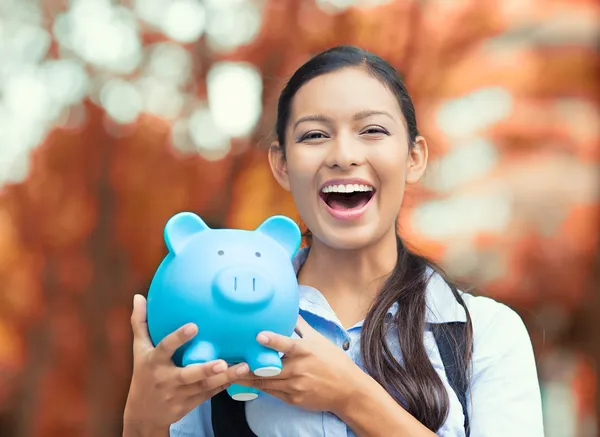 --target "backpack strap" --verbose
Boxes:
[211,390,257,437]
[432,322,470,437]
